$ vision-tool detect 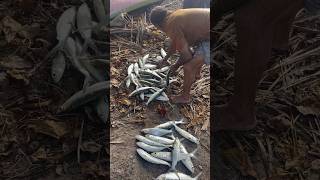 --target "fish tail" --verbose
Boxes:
[179,137,186,142]
[190,146,199,158]
[194,172,203,180]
